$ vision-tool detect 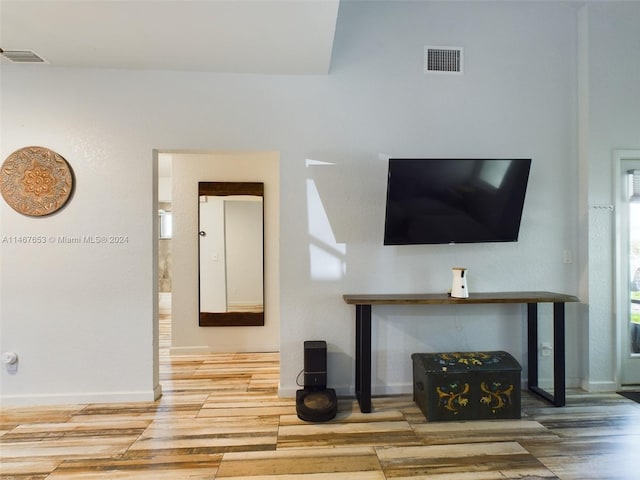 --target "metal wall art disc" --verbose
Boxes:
[1,146,74,216]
